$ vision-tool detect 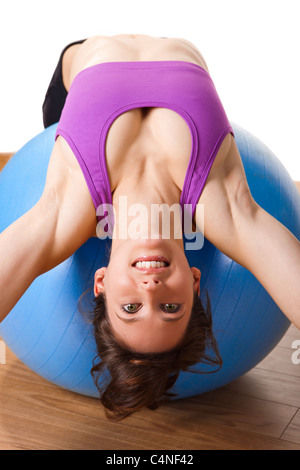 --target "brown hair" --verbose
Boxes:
[80,289,222,421]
